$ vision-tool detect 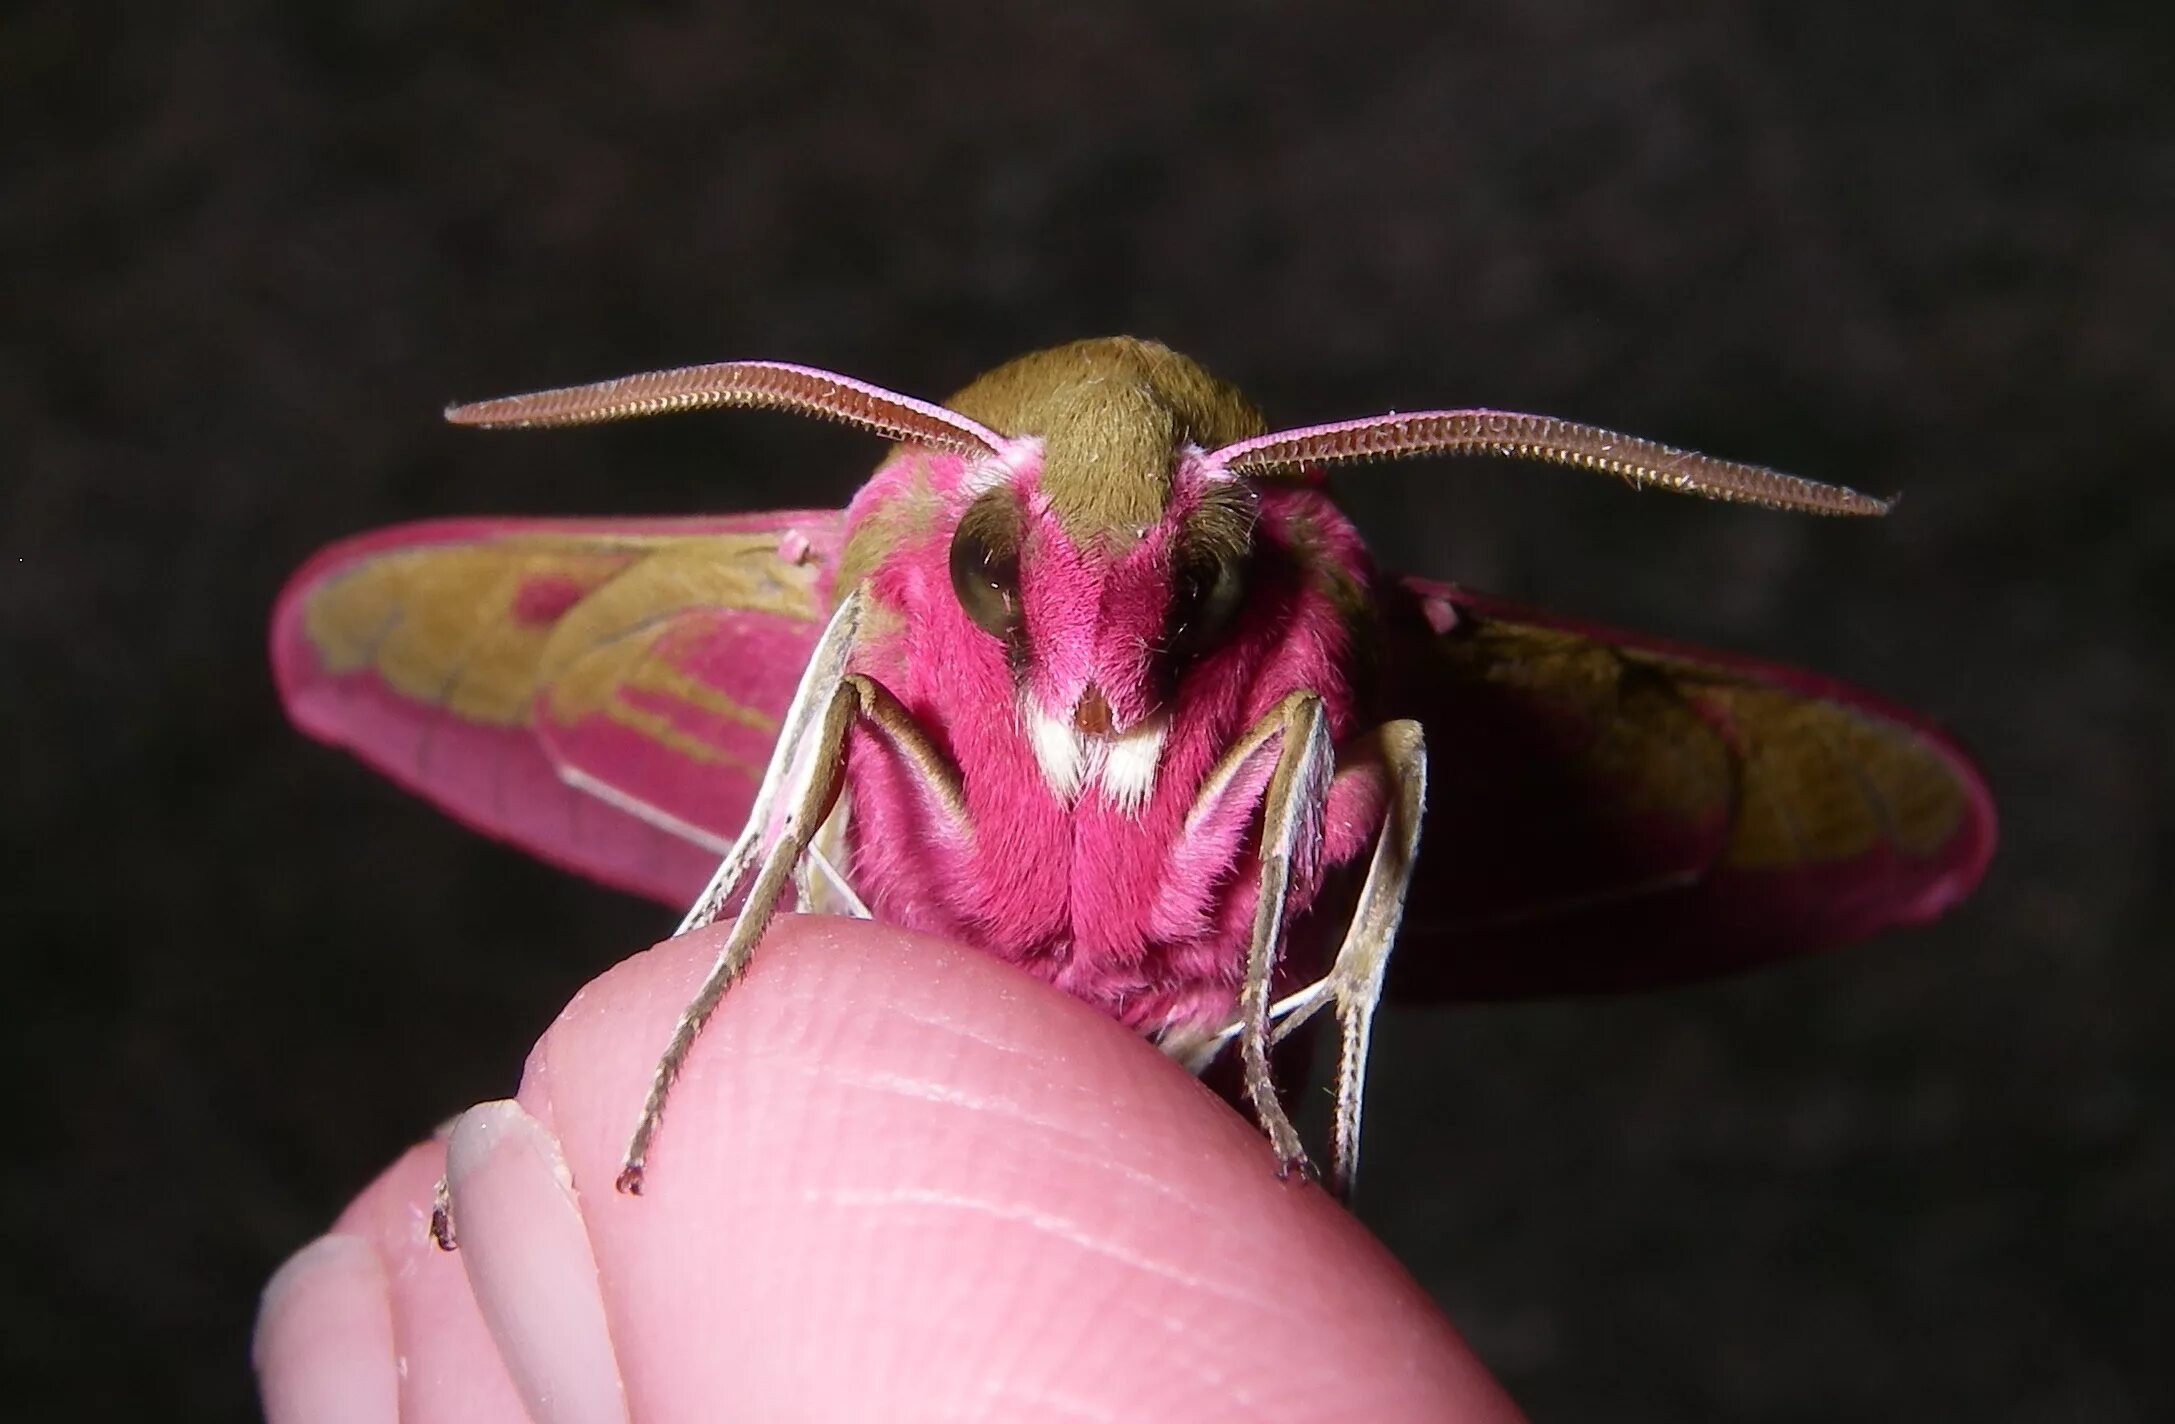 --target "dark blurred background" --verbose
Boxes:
[6,2,2168,1418]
